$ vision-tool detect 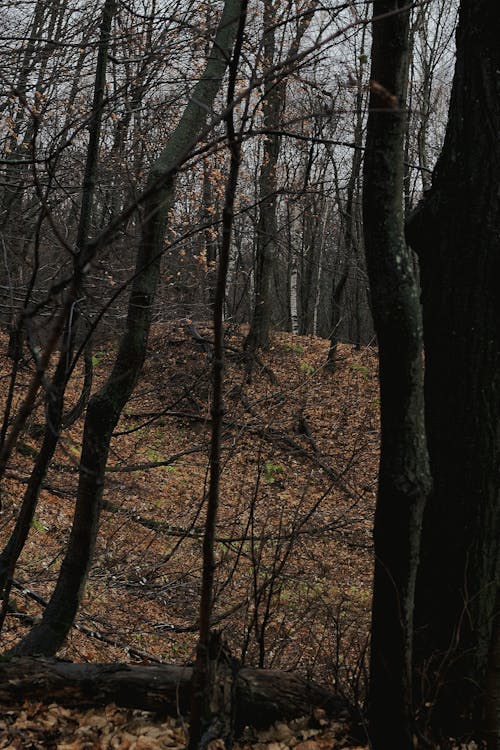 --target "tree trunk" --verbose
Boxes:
[245,1,317,352]
[0,0,115,632]
[0,658,347,734]
[406,0,500,739]
[290,258,299,335]
[486,588,500,750]
[189,7,246,745]
[11,0,244,658]
[245,0,280,352]
[328,17,367,365]
[362,2,431,748]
